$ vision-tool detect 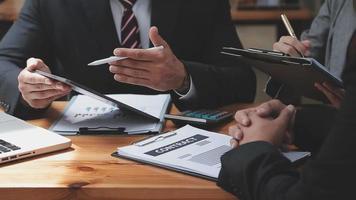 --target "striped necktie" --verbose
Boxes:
[120,0,141,48]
